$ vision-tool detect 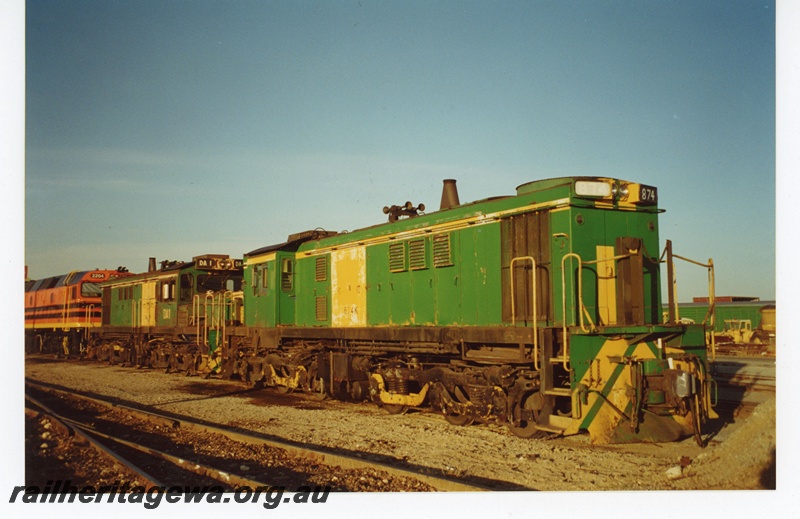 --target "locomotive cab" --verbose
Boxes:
[90,254,244,371]
[520,177,718,444]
